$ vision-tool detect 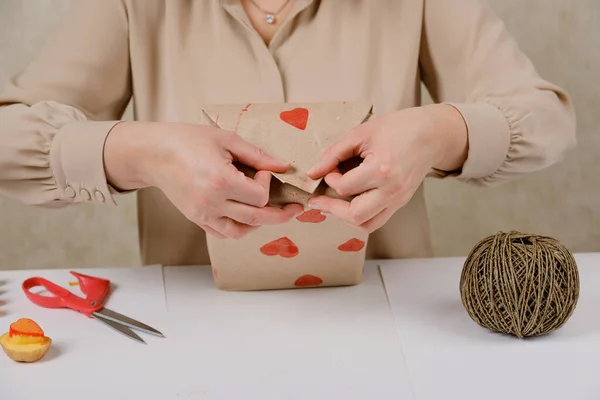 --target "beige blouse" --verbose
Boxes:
[0,0,576,266]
